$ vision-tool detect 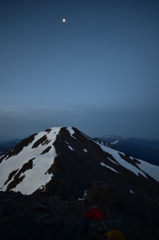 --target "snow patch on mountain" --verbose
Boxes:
[0,127,61,194]
[130,190,134,194]
[78,190,87,201]
[99,144,148,179]
[67,127,76,139]
[108,157,119,165]
[111,140,119,145]
[136,158,159,182]
[68,145,74,151]
[100,162,119,173]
